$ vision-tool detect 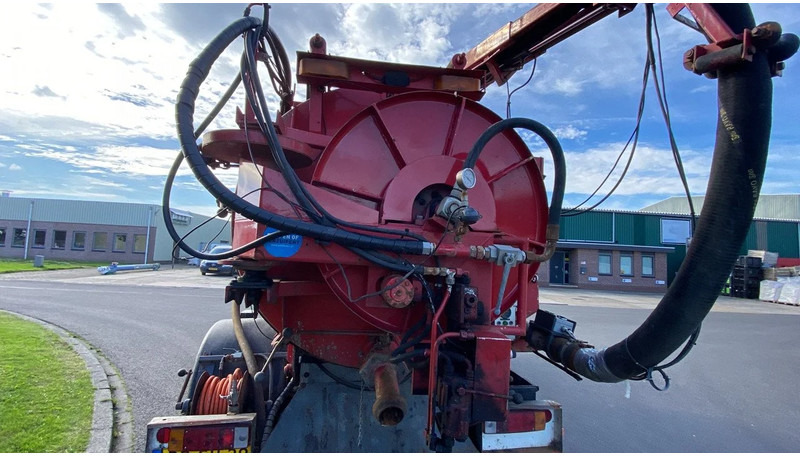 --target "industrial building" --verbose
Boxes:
[2,194,798,293]
[0,196,229,263]
[539,195,800,291]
